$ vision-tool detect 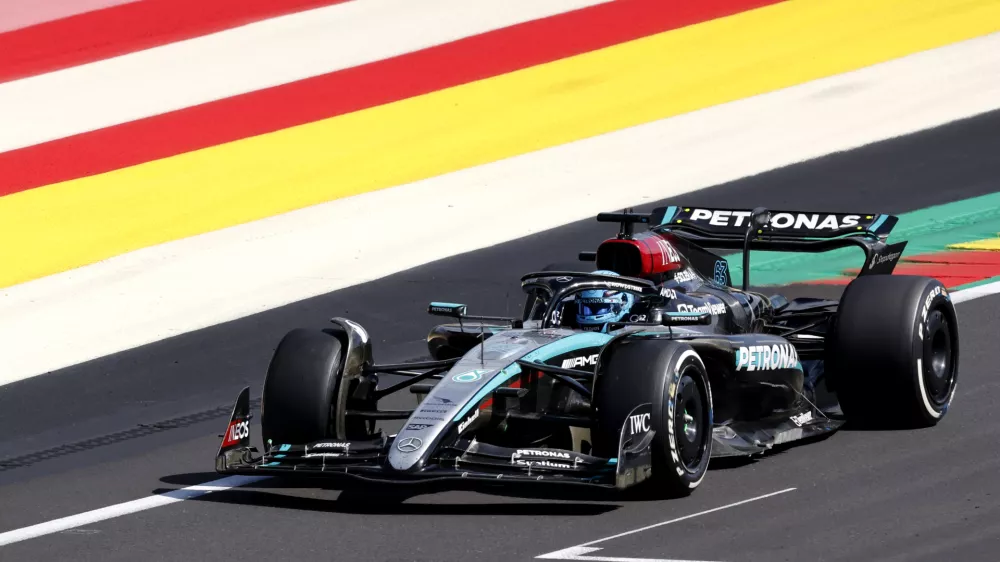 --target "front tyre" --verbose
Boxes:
[261,329,344,447]
[593,340,713,497]
[829,275,959,428]
[261,326,377,447]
